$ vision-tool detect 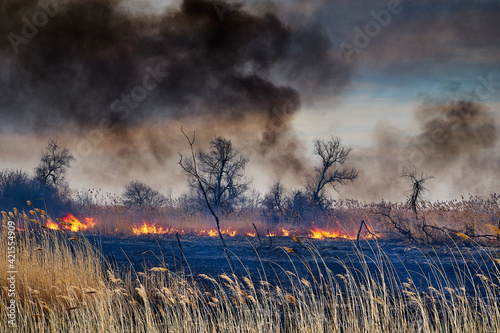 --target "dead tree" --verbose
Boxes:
[186,136,249,215]
[400,169,433,218]
[262,181,287,225]
[122,181,167,213]
[401,169,434,243]
[178,128,235,273]
[34,139,74,187]
[308,137,358,209]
